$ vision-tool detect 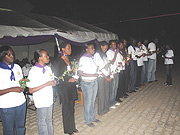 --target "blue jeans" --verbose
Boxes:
[0,102,26,135]
[141,61,148,84]
[37,105,53,135]
[109,73,119,107]
[147,59,156,82]
[81,79,98,124]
